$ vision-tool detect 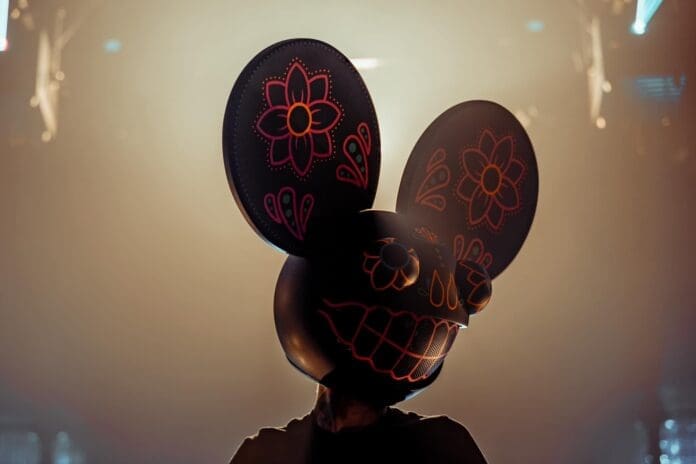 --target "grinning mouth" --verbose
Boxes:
[318,299,460,383]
